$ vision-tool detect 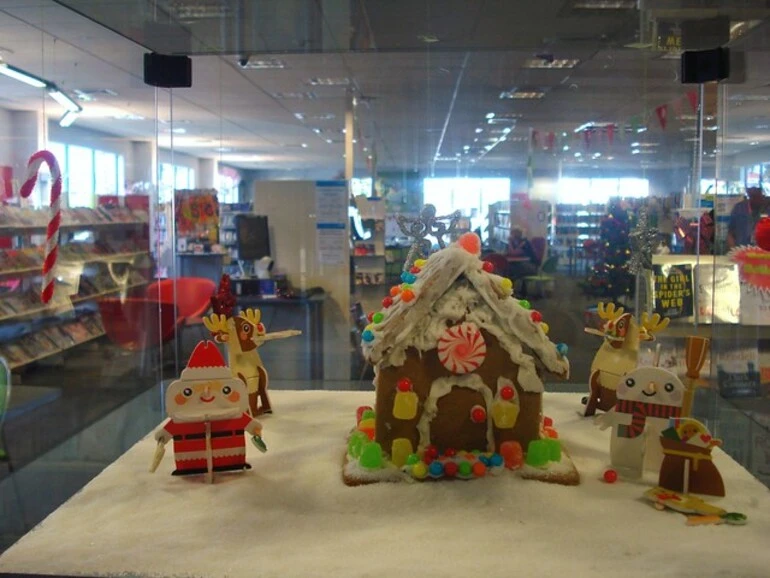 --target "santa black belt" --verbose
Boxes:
[174,430,244,441]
